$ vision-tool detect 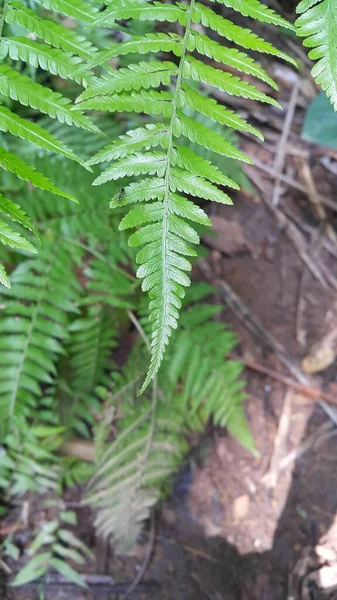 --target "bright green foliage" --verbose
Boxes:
[296,0,337,111]
[11,508,92,587]
[0,241,81,434]
[0,151,252,581]
[0,0,98,273]
[76,0,294,391]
